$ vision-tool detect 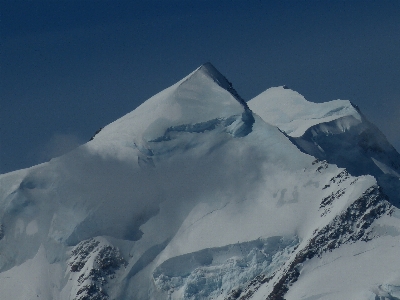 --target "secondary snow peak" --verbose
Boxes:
[249,86,360,137]
[249,86,400,208]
